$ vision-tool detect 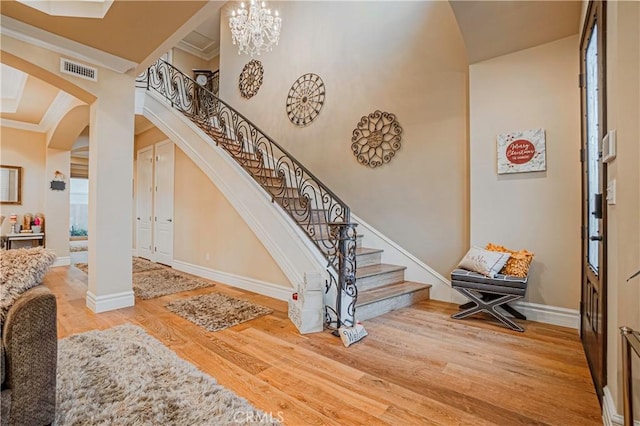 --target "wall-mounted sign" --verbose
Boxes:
[497,128,546,174]
[50,170,66,191]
